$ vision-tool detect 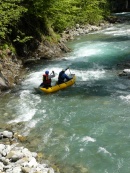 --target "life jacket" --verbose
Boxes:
[43,74,51,85]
